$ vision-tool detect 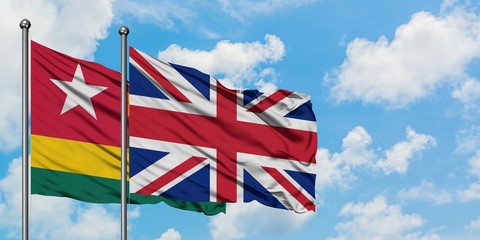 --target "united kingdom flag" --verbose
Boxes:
[129,47,317,213]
